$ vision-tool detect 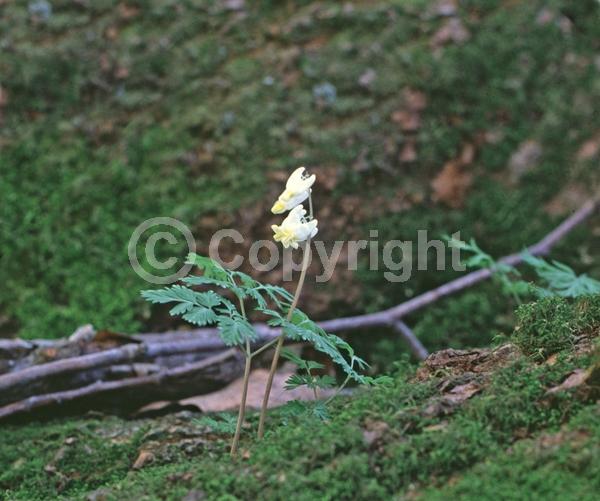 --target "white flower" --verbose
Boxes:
[271,205,318,249]
[271,167,316,214]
